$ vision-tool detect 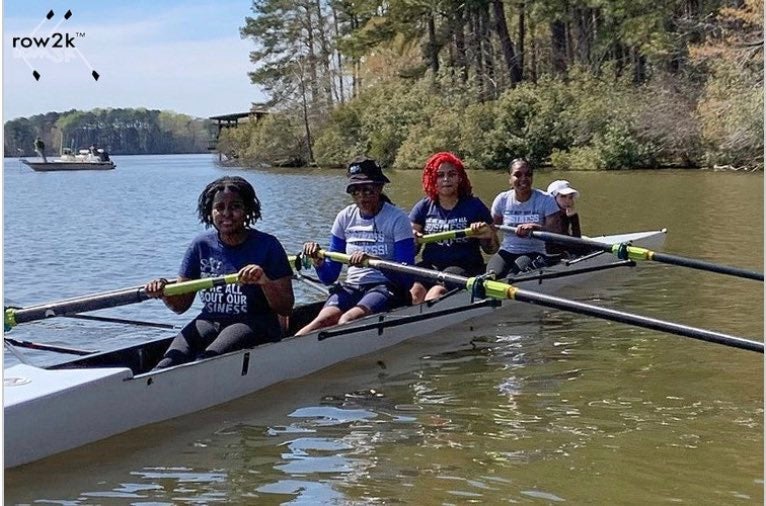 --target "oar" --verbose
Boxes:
[4,274,240,330]
[417,227,476,244]
[293,272,331,296]
[315,250,763,353]
[497,225,764,281]
[4,337,95,356]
